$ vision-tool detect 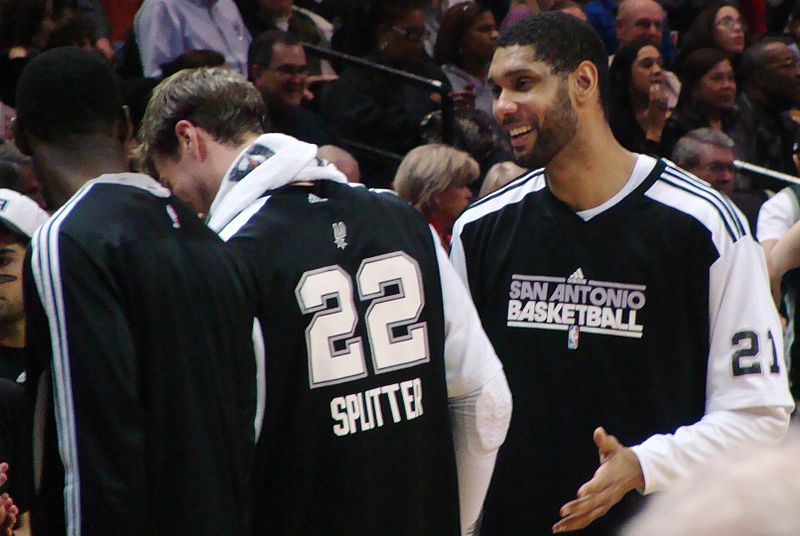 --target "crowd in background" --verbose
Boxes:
[2,0,800,533]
